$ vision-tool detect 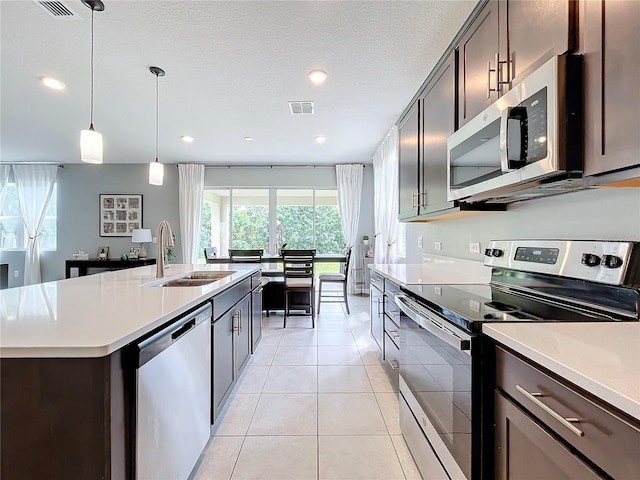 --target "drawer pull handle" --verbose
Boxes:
[515,385,584,437]
[388,359,399,370]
